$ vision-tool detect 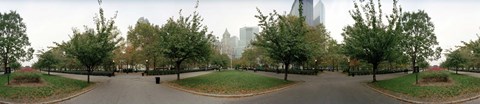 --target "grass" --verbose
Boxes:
[0,73,91,102]
[373,72,480,100]
[171,70,293,94]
